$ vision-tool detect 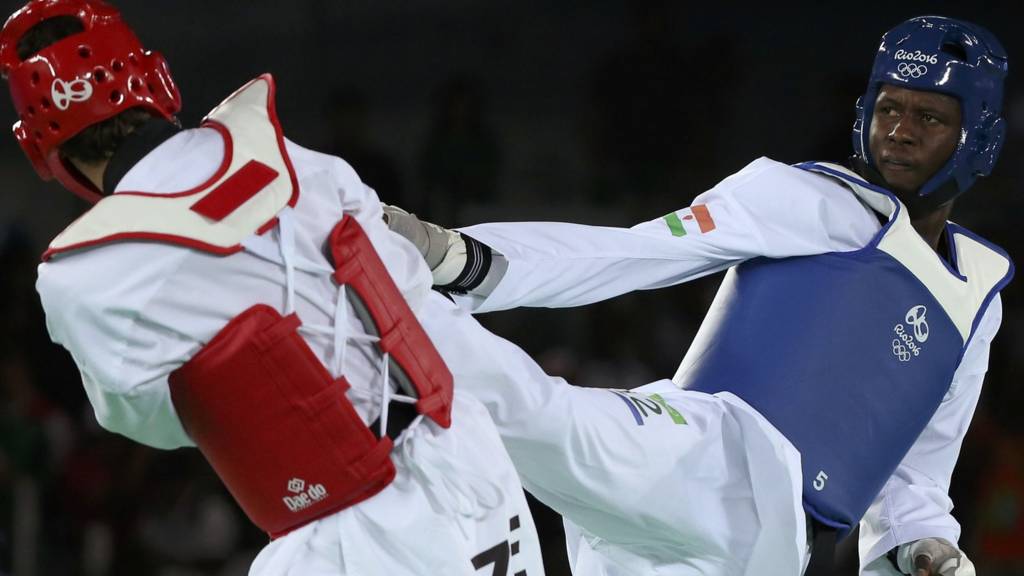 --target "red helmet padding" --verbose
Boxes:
[1,0,181,202]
